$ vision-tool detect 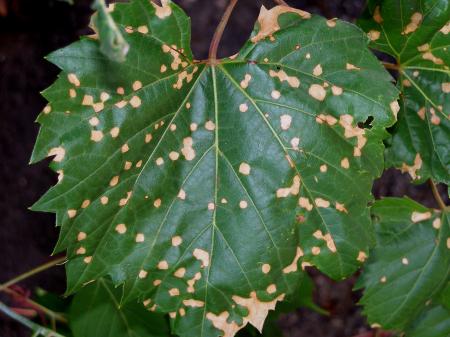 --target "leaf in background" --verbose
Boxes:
[356,198,450,332]
[70,278,171,337]
[31,1,397,336]
[405,305,450,337]
[358,0,450,184]
[91,0,129,62]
